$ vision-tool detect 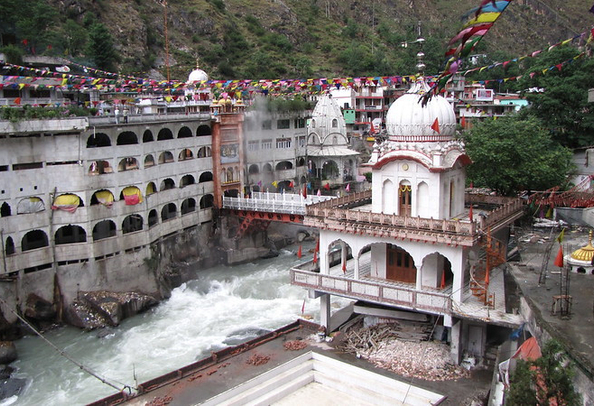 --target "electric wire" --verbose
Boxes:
[0,298,135,394]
